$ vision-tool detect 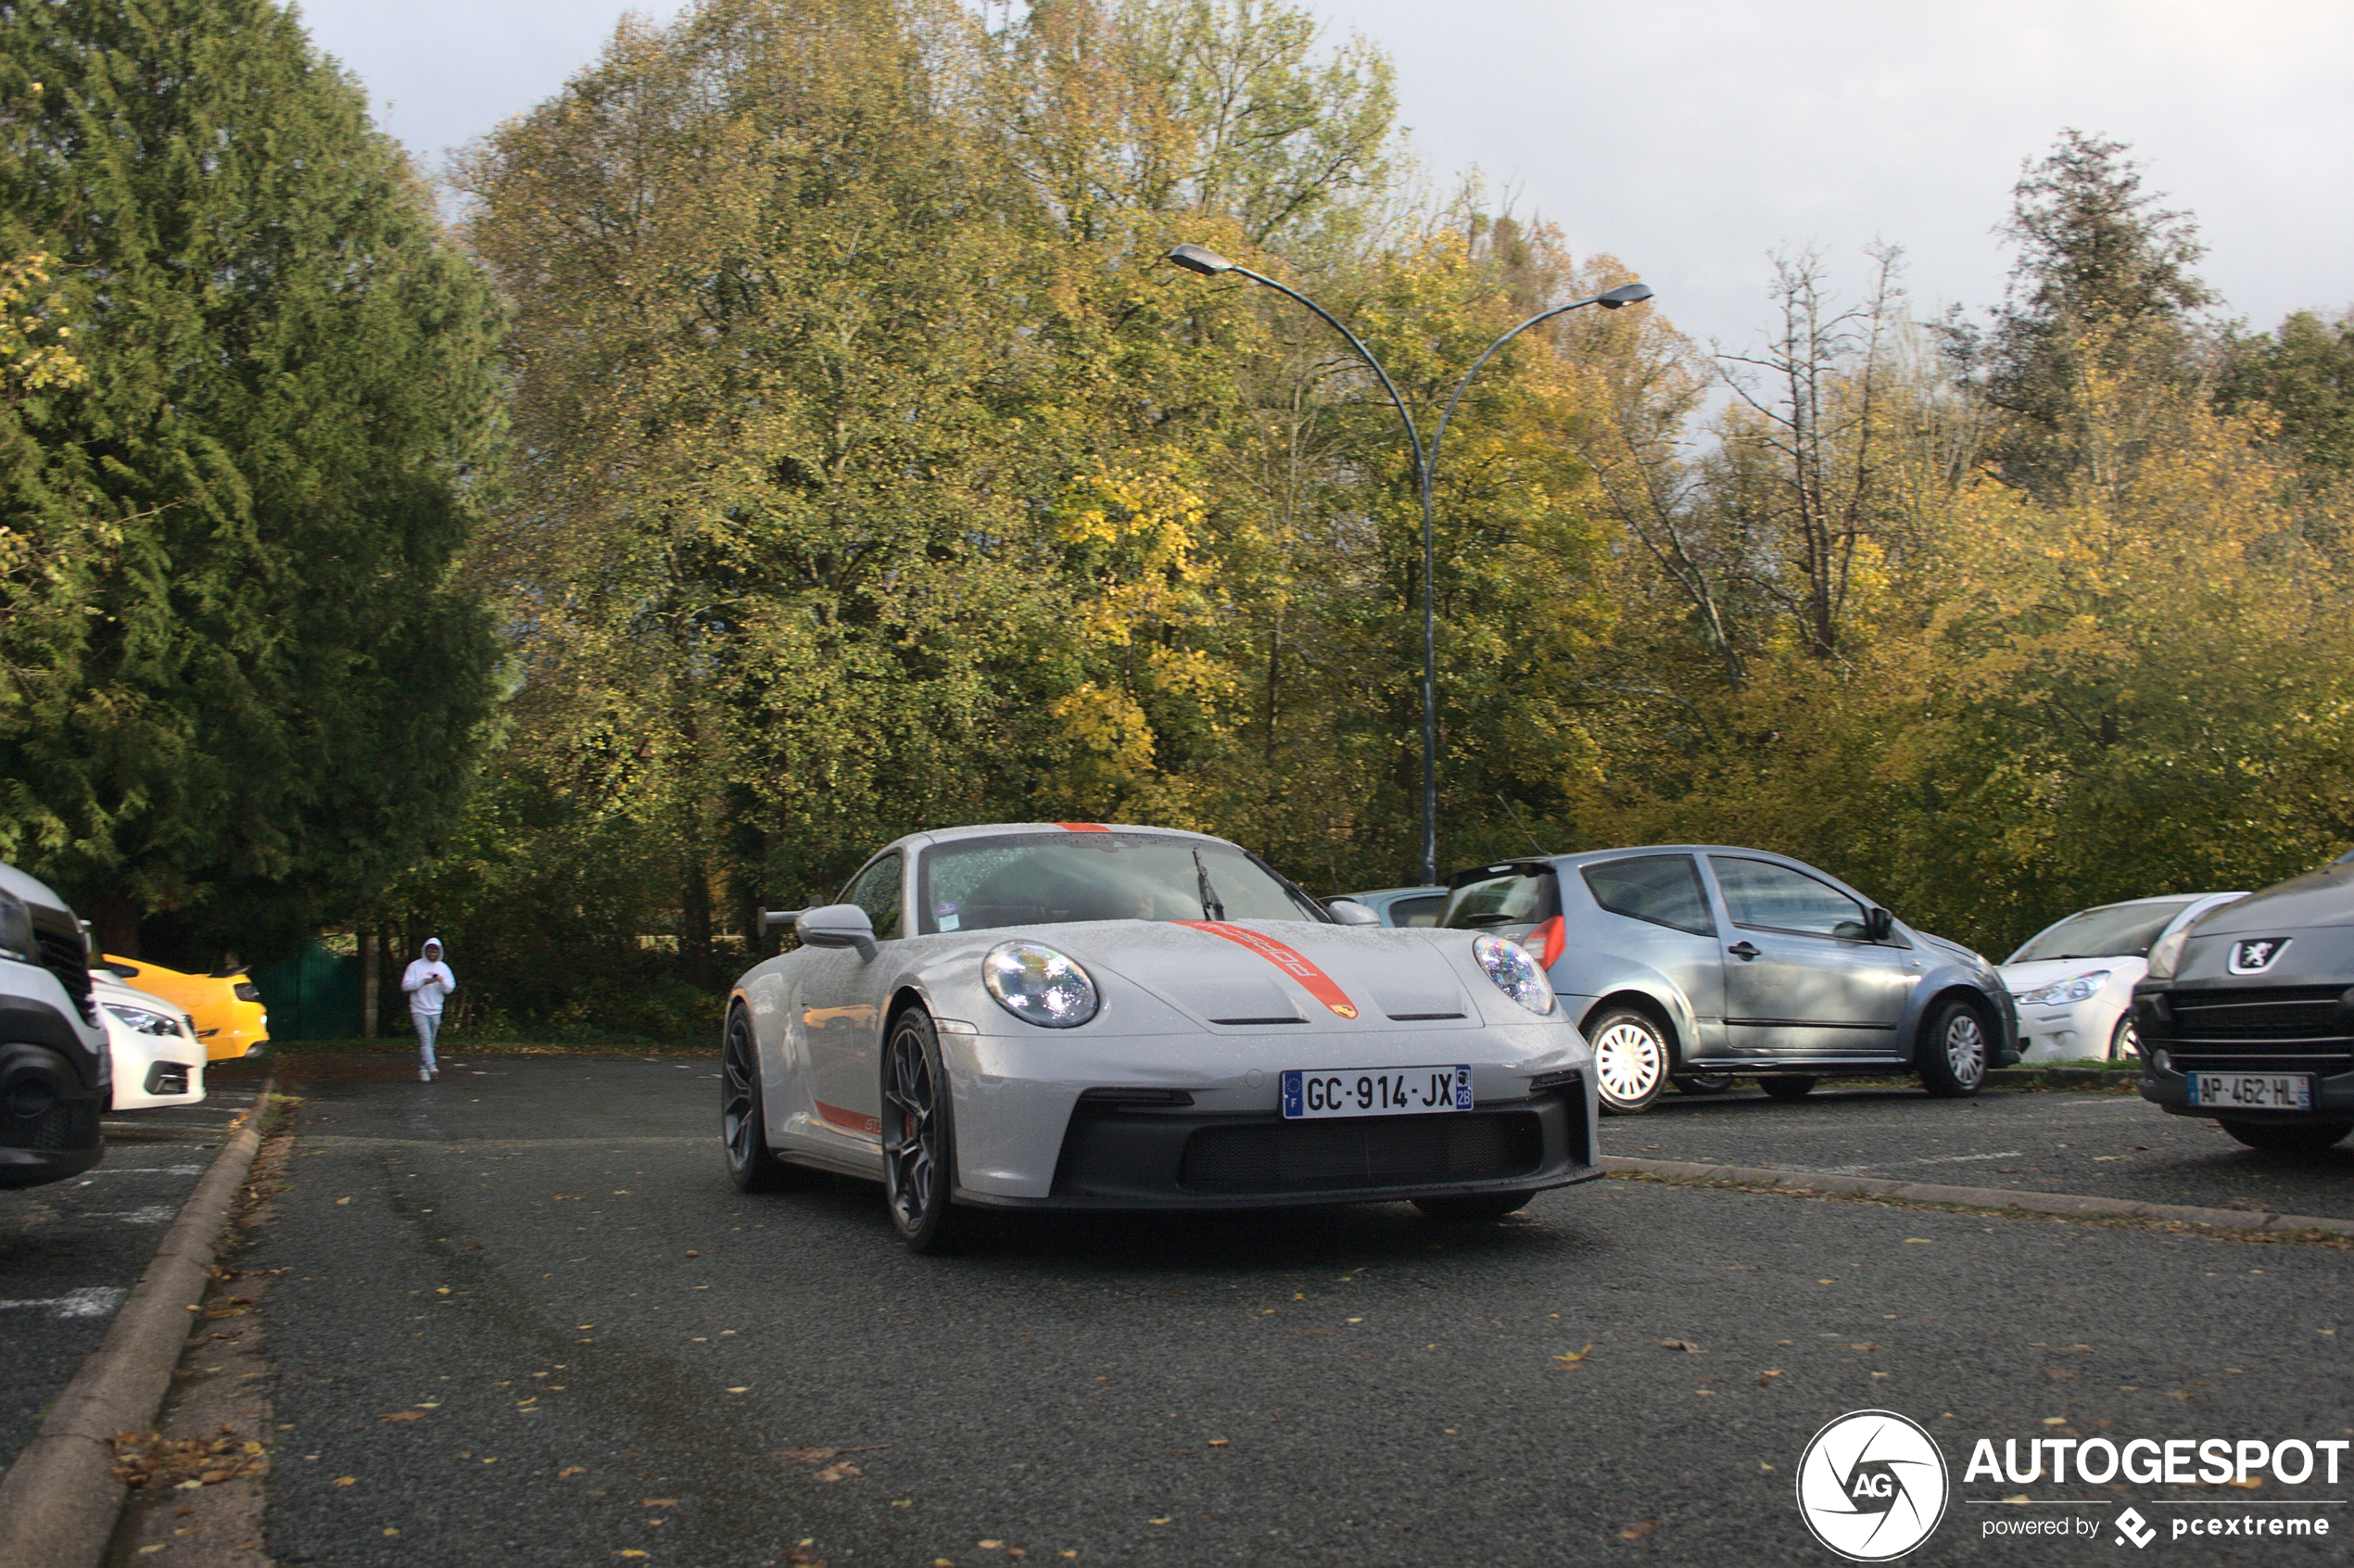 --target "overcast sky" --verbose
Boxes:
[295,0,2353,356]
